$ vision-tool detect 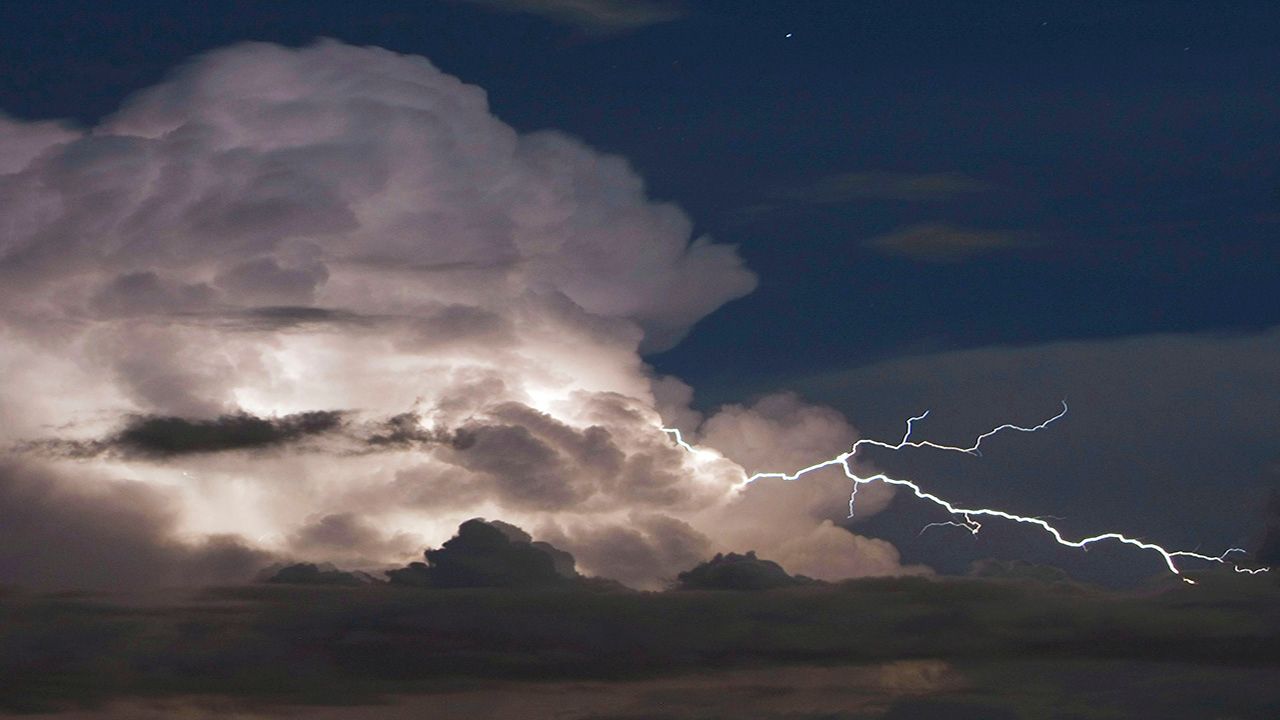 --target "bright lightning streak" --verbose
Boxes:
[663,401,1270,583]
[662,426,700,454]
